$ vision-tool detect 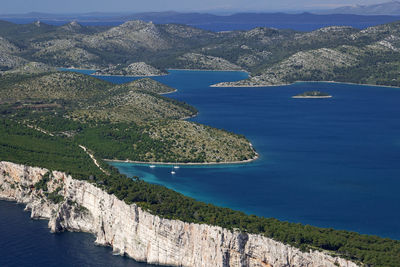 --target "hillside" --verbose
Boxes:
[0,19,400,87]
[322,1,400,15]
[0,71,255,164]
[212,47,359,87]
[1,18,400,267]
[172,53,243,70]
[0,119,399,266]
[0,72,112,103]
[213,22,400,87]
[93,62,167,76]
[116,78,176,94]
